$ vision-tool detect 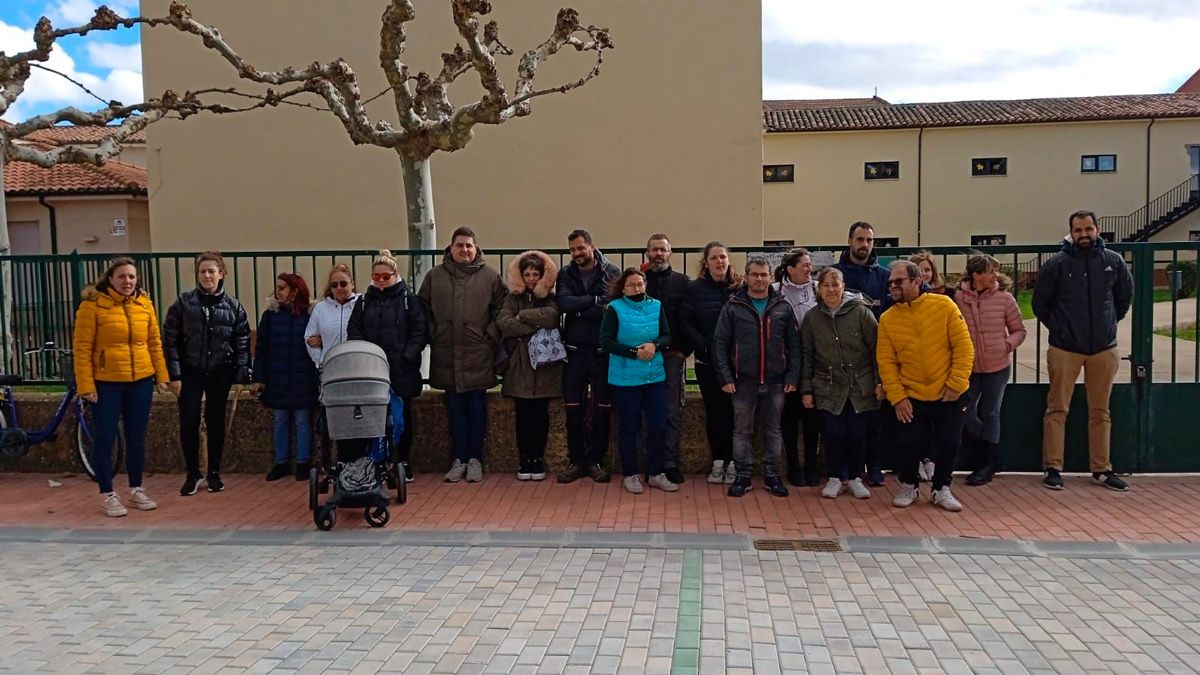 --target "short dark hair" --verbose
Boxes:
[450,225,477,243]
[774,247,811,283]
[518,252,546,276]
[646,233,670,248]
[745,255,772,275]
[195,250,226,275]
[848,221,874,239]
[609,267,646,300]
[1068,210,1097,228]
[567,229,593,245]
